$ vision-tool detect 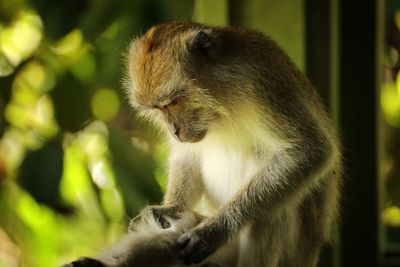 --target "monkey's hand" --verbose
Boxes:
[177,221,229,265]
[128,205,181,232]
